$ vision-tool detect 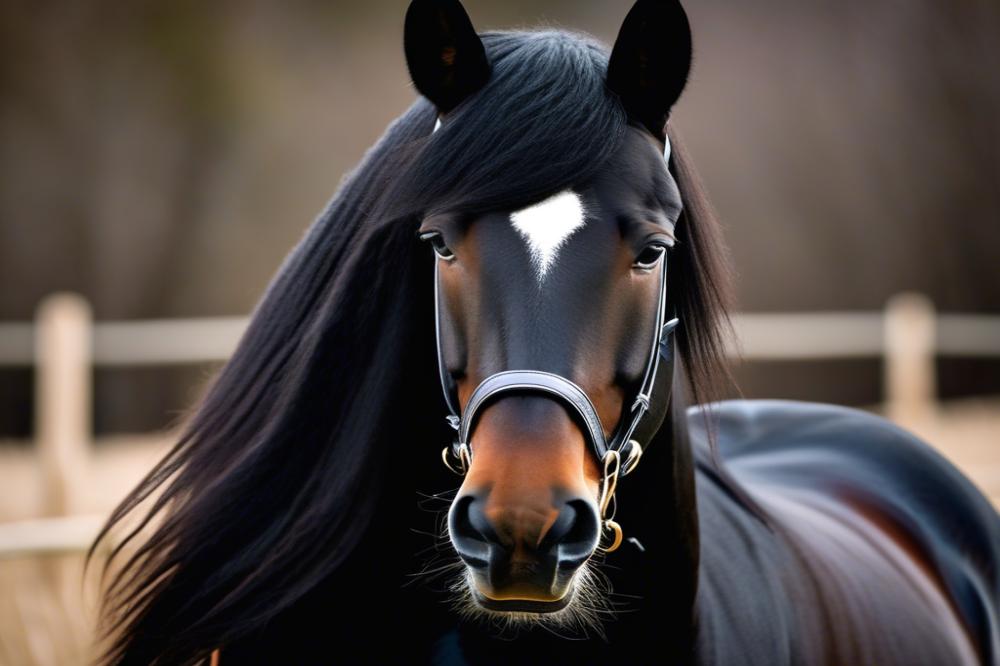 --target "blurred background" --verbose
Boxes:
[0,0,997,663]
